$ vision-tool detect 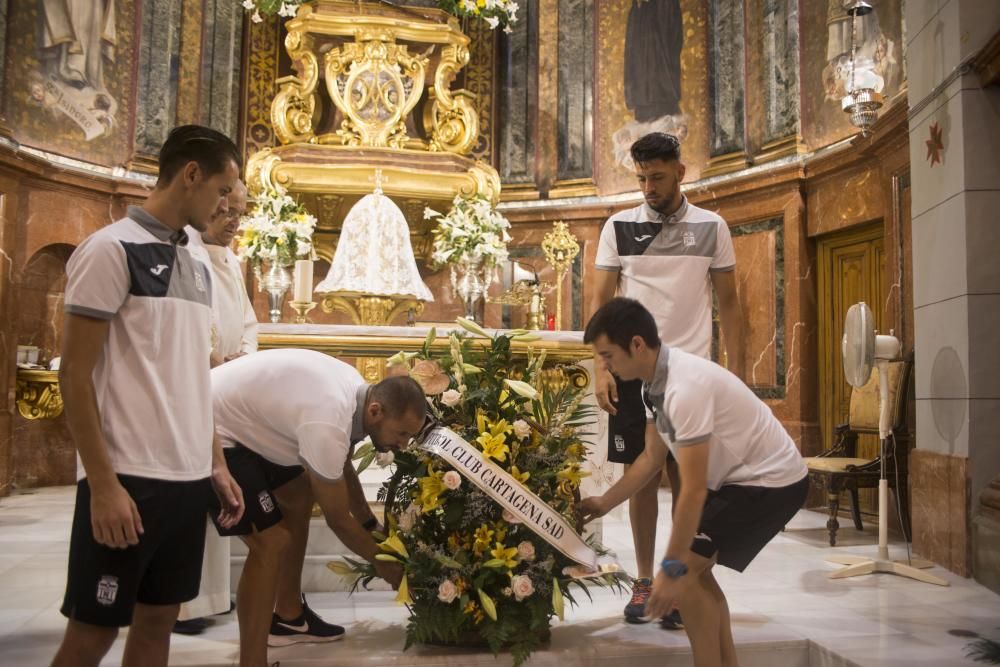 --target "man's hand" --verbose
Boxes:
[577,495,609,525]
[90,479,144,549]
[211,466,245,529]
[595,366,619,415]
[644,570,686,620]
[375,560,404,589]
